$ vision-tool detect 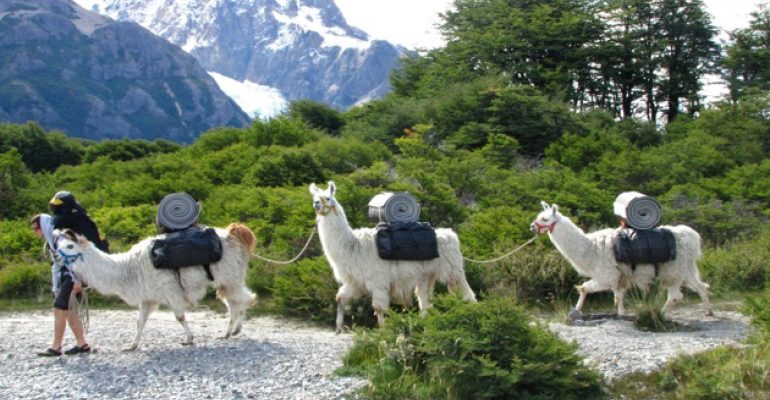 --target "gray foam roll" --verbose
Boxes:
[157,192,200,231]
[613,191,661,230]
[368,192,420,223]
